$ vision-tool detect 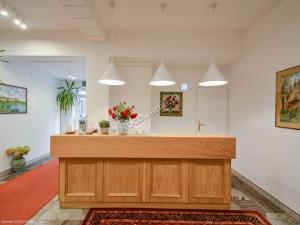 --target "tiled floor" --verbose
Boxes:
[0,161,299,225]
